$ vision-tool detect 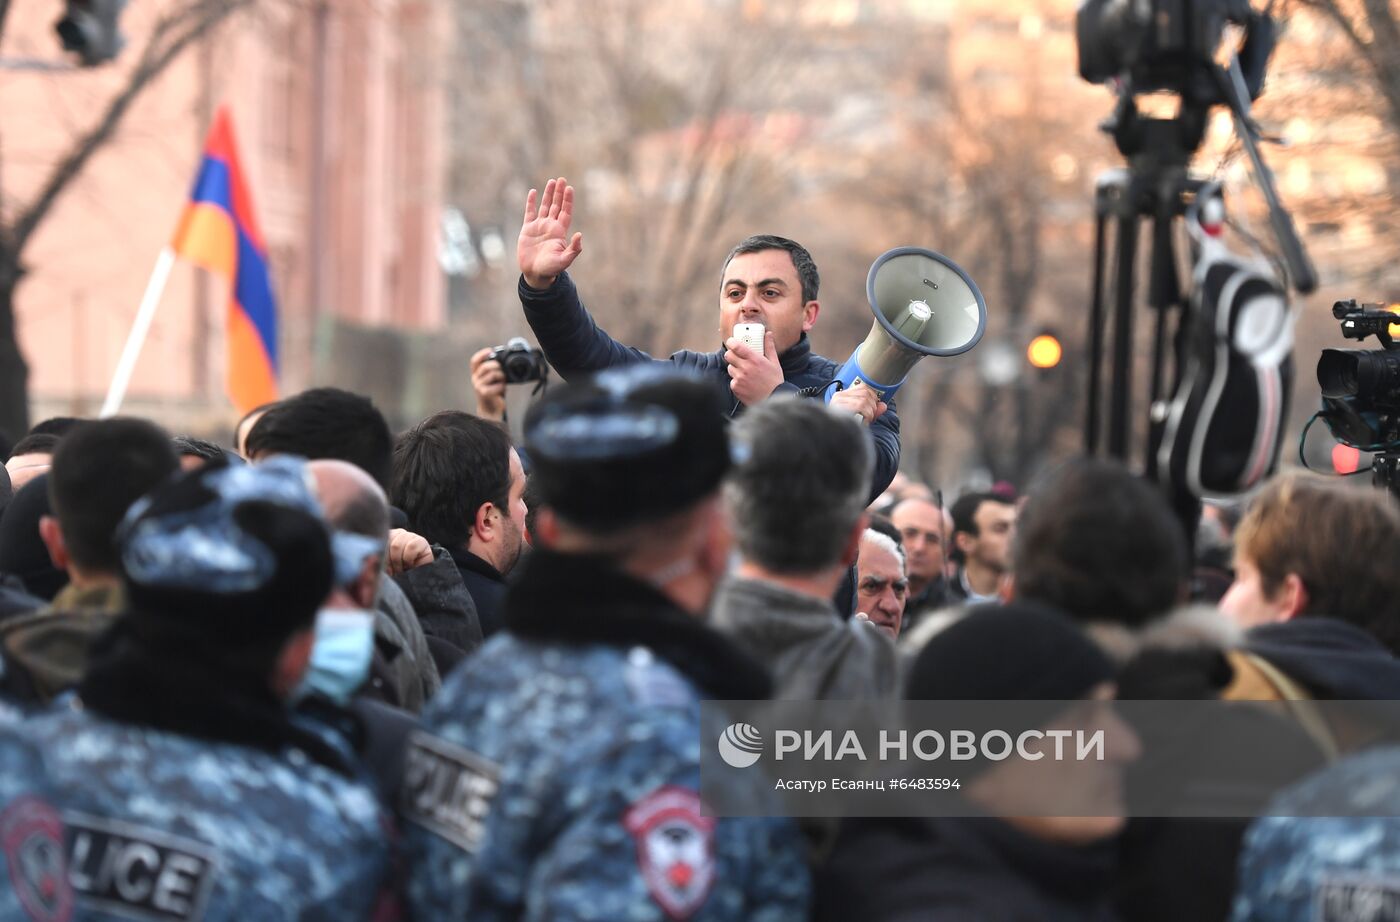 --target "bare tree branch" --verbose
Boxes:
[11,0,253,252]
